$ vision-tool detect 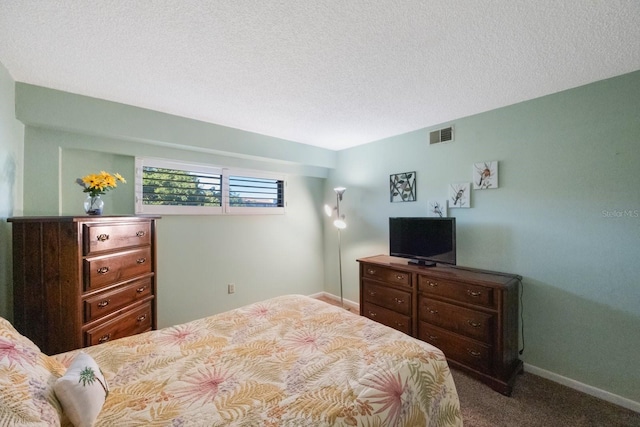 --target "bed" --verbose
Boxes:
[1,294,462,426]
